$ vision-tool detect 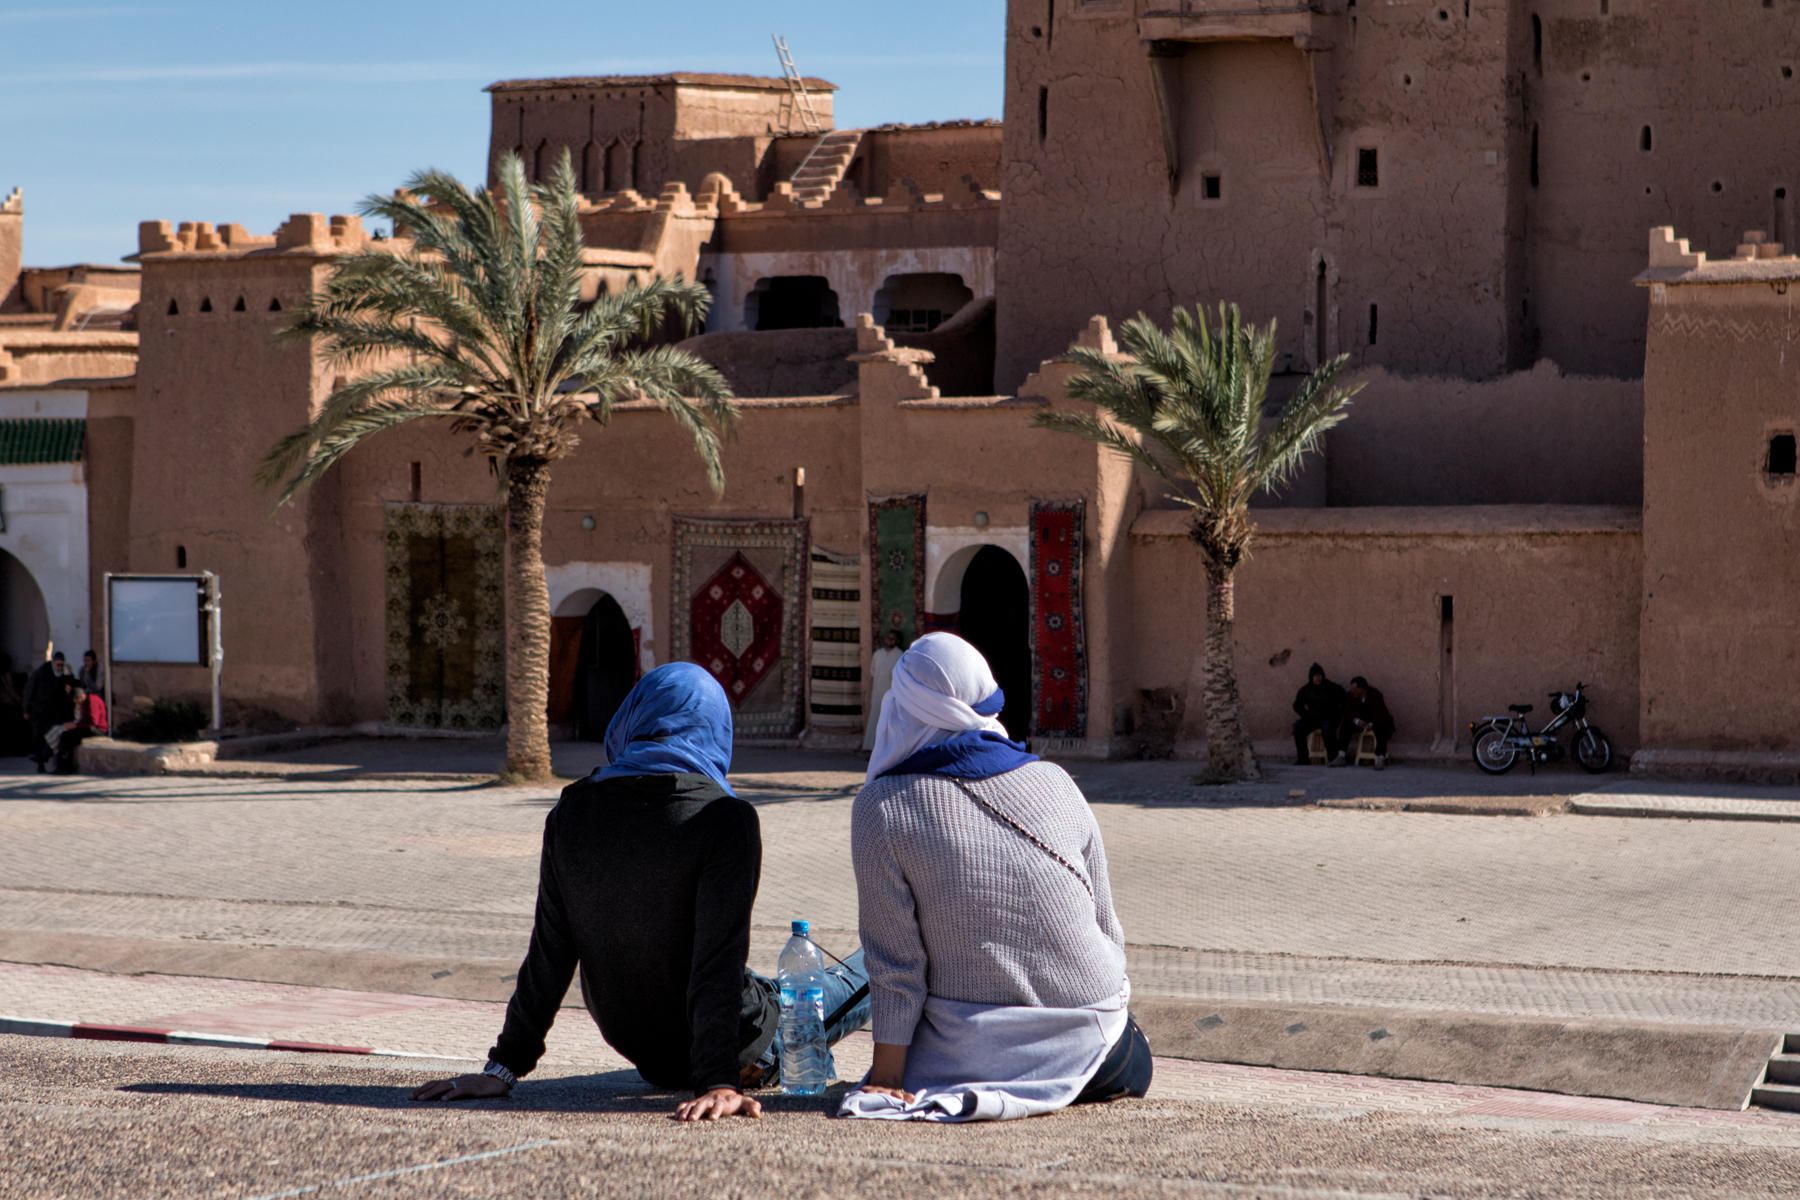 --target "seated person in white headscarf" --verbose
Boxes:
[838,632,1151,1122]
